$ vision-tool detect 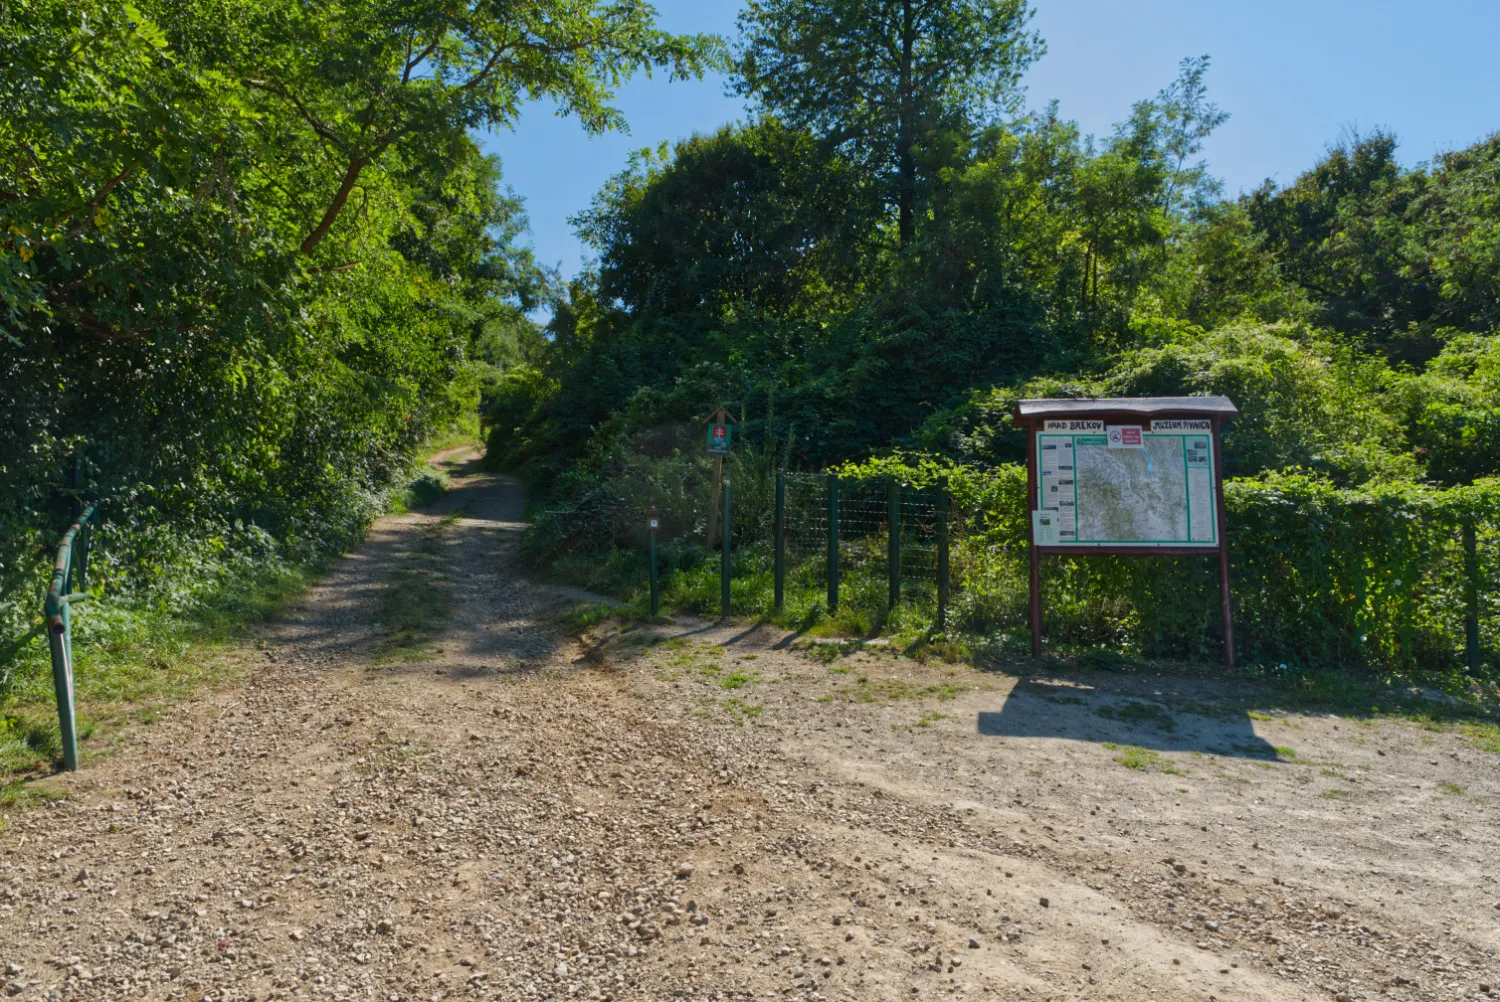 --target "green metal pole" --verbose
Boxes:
[649,528,659,617]
[47,605,79,772]
[888,480,901,610]
[826,475,840,614]
[937,476,950,631]
[774,470,785,611]
[77,521,90,591]
[720,475,732,619]
[1464,519,1480,672]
